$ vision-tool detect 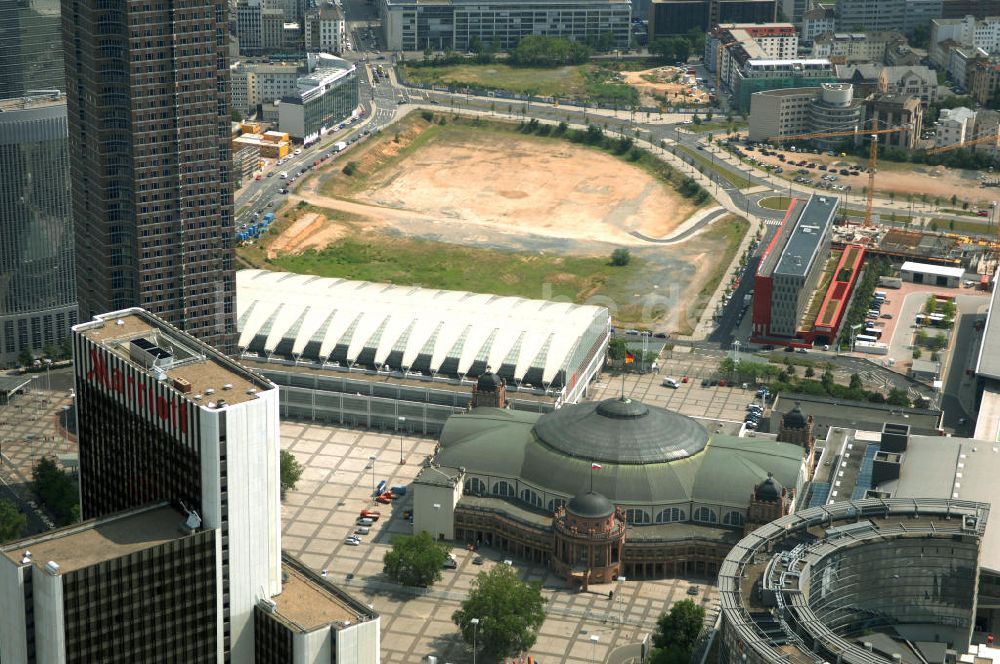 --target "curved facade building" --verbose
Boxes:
[0,95,76,366]
[718,498,989,664]
[809,83,864,149]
